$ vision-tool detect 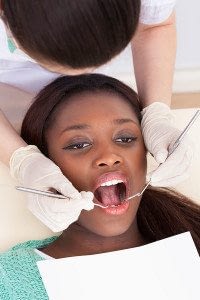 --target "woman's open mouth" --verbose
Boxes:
[94,180,127,206]
[93,173,130,215]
